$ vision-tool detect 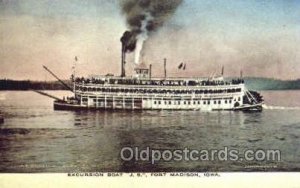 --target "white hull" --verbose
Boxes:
[54,100,262,111]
